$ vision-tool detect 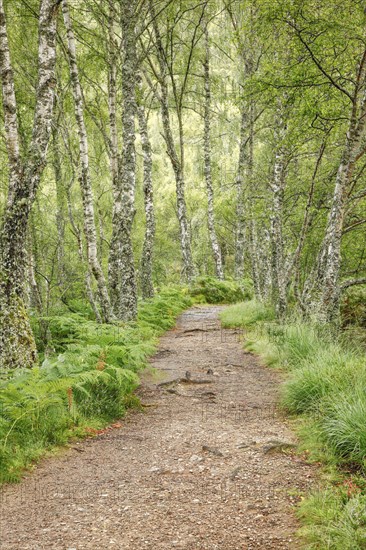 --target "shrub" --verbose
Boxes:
[190,276,253,304]
[342,287,366,328]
